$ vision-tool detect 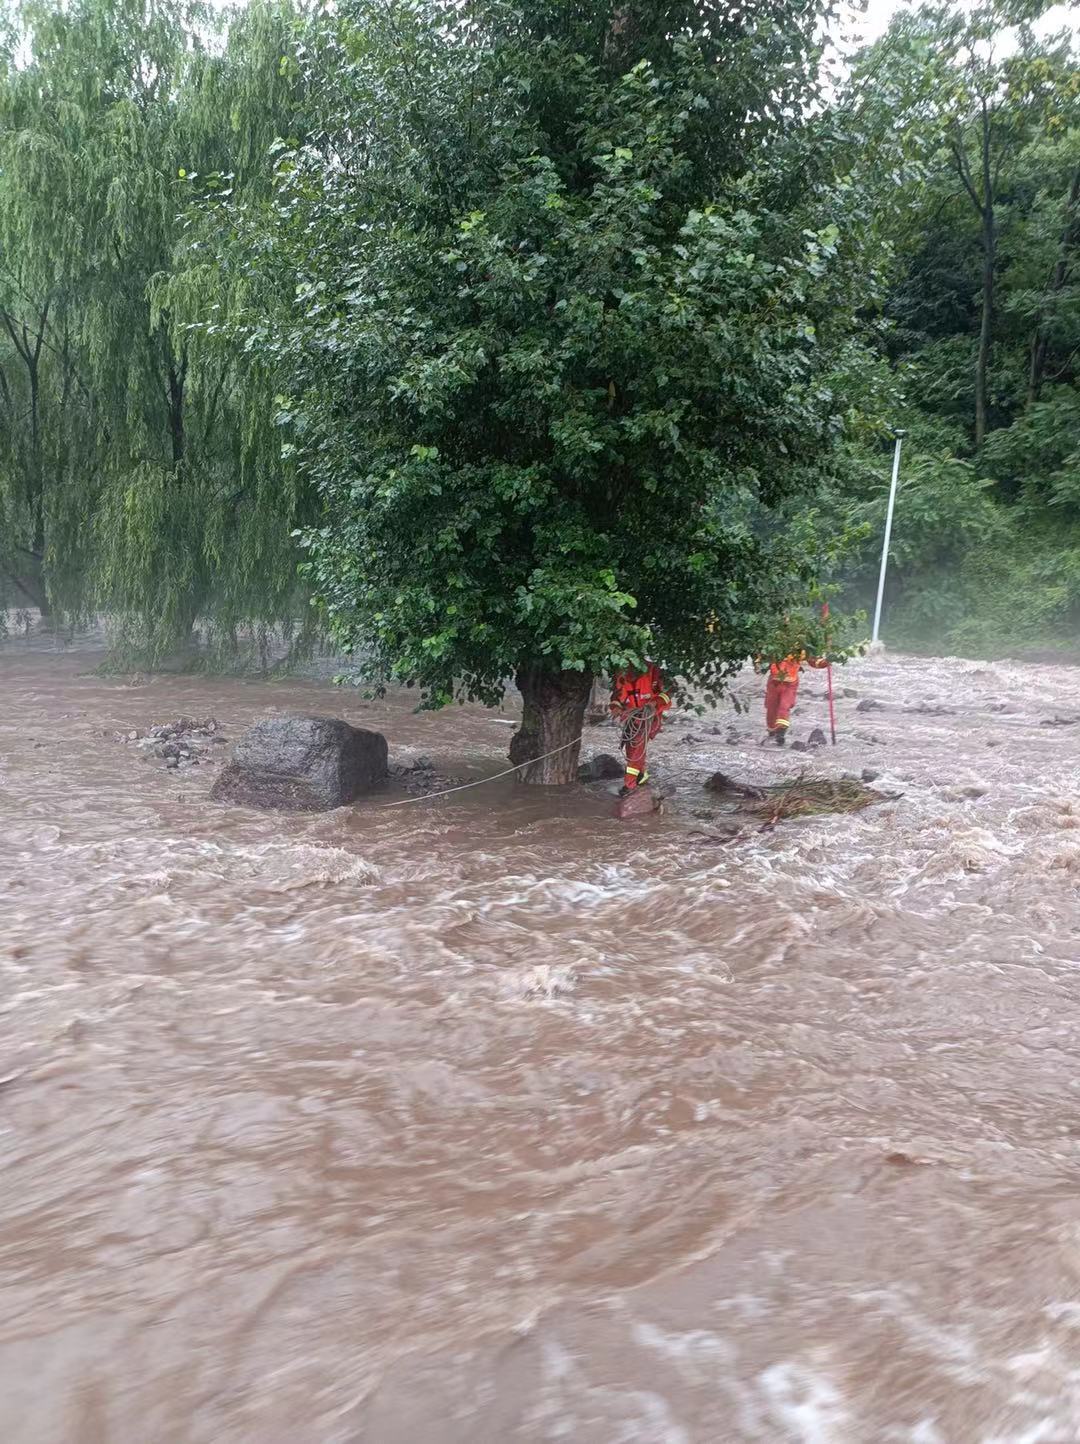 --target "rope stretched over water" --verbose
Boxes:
[380,701,655,809]
[380,731,587,808]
